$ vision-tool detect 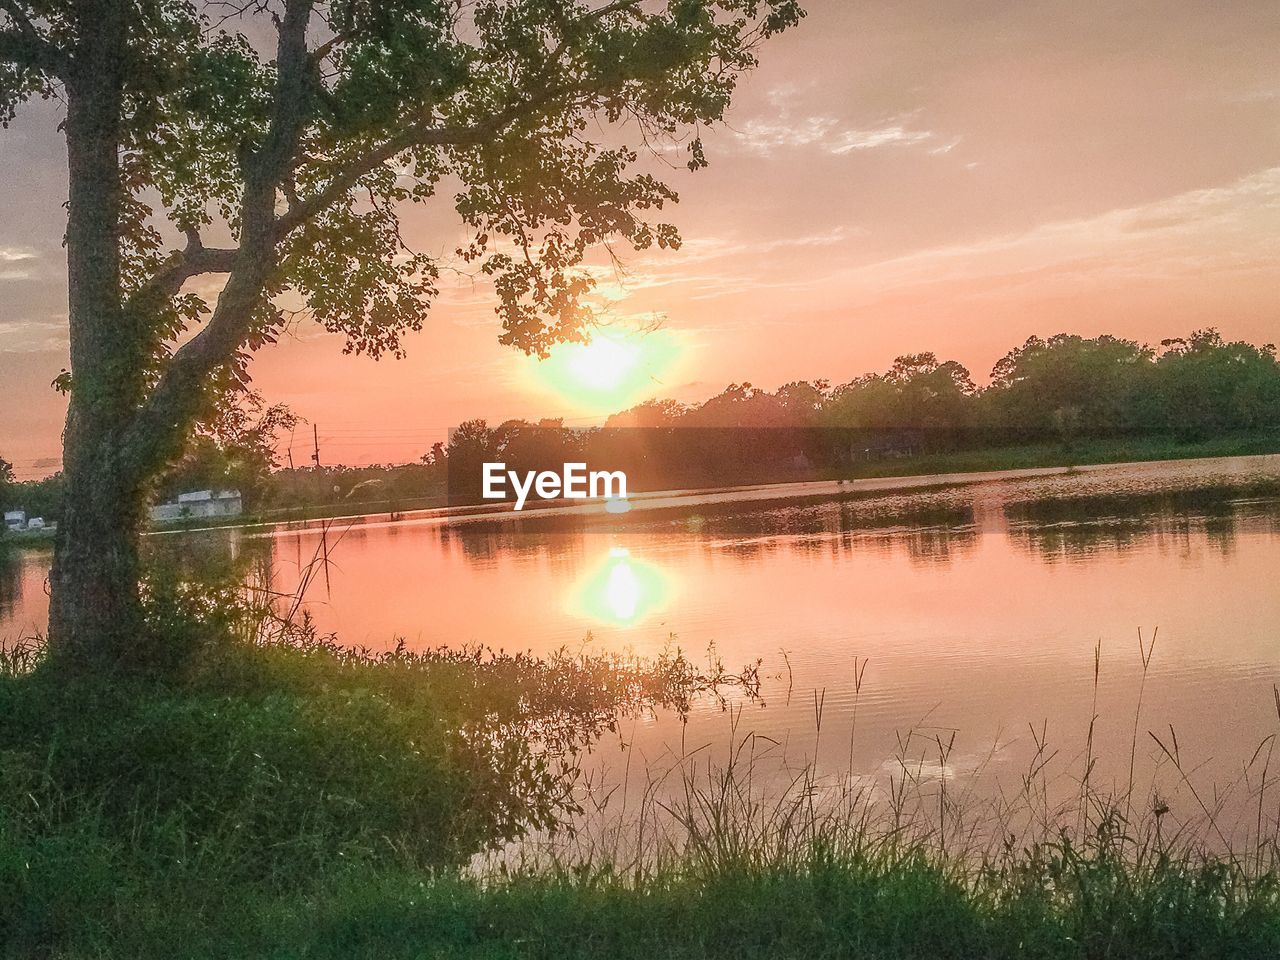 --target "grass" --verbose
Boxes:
[6,706,1280,960]
[4,578,1280,957]
[830,432,1280,482]
[13,846,1274,960]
